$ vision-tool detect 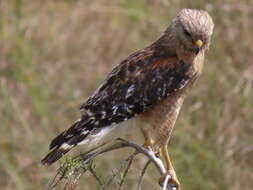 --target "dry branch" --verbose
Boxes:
[46,138,175,190]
